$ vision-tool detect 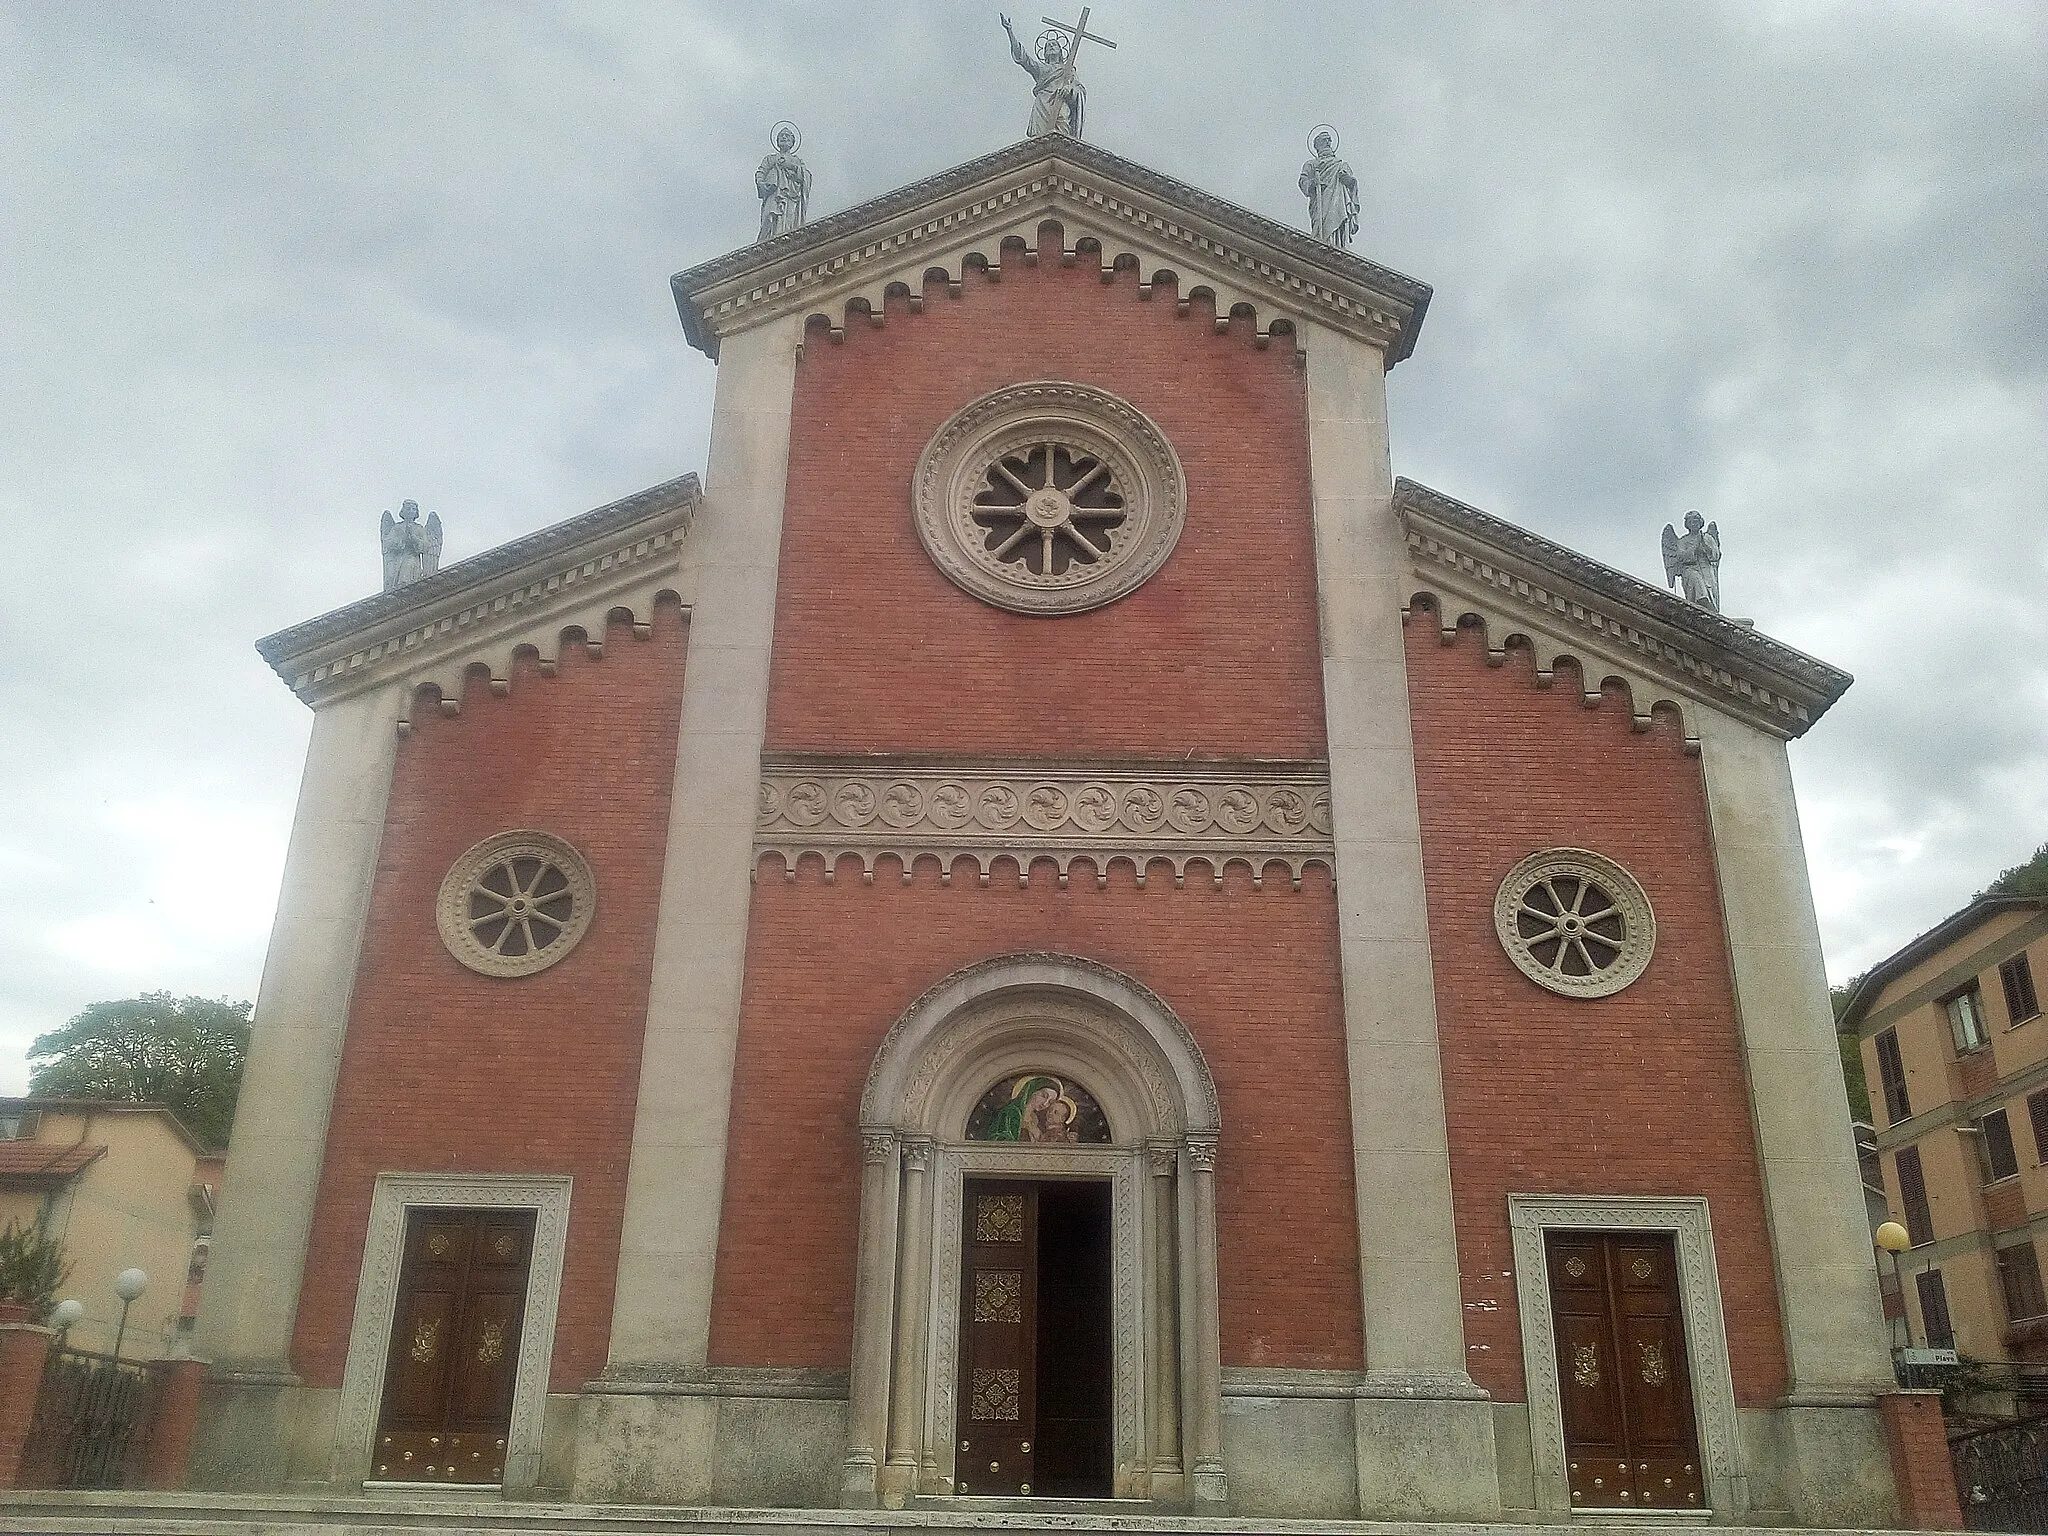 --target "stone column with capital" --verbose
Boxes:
[883,1136,935,1503]
[843,1127,902,1508]
[1145,1140,1183,1499]
[1178,1135,1225,1504]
